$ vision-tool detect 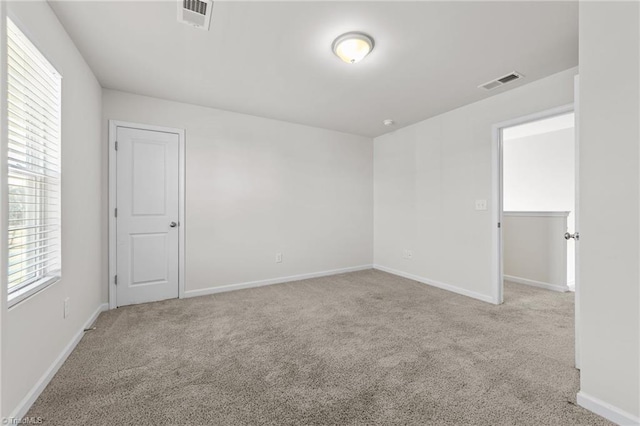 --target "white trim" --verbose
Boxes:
[7,276,60,309]
[183,265,373,299]
[373,264,496,304]
[0,7,8,421]
[491,122,504,304]
[9,303,108,420]
[503,211,570,218]
[108,123,116,309]
[577,392,640,426]
[491,103,574,306]
[108,120,186,309]
[503,275,570,293]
